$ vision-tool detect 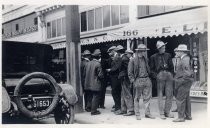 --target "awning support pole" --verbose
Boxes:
[65,5,83,113]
